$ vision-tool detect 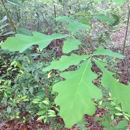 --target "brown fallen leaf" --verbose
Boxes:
[19,125,28,130]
